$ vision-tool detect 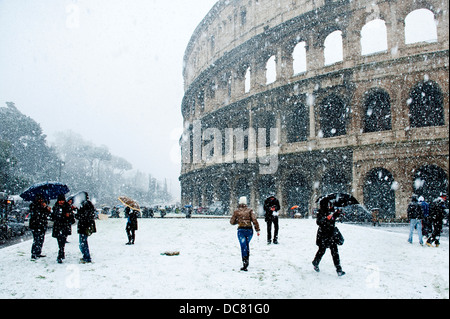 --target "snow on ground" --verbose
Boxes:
[0,218,448,299]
